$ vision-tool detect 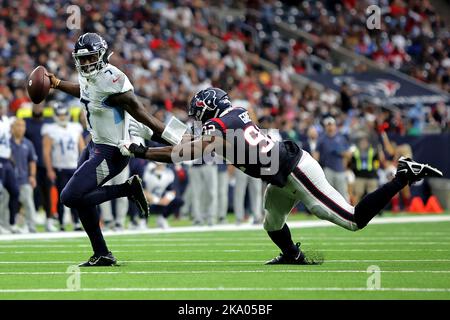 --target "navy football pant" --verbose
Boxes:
[61,142,130,255]
[55,168,79,227]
